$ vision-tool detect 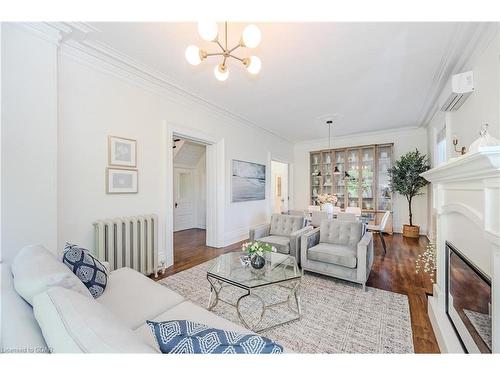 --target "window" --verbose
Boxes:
[436,126,447,166]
